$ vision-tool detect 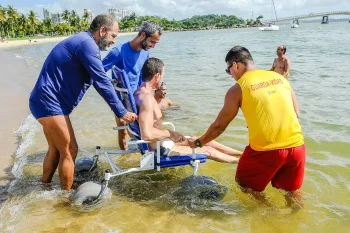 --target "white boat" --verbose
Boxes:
[259,24,279,31]
[259,0,279,31]
[291,24,299,28]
